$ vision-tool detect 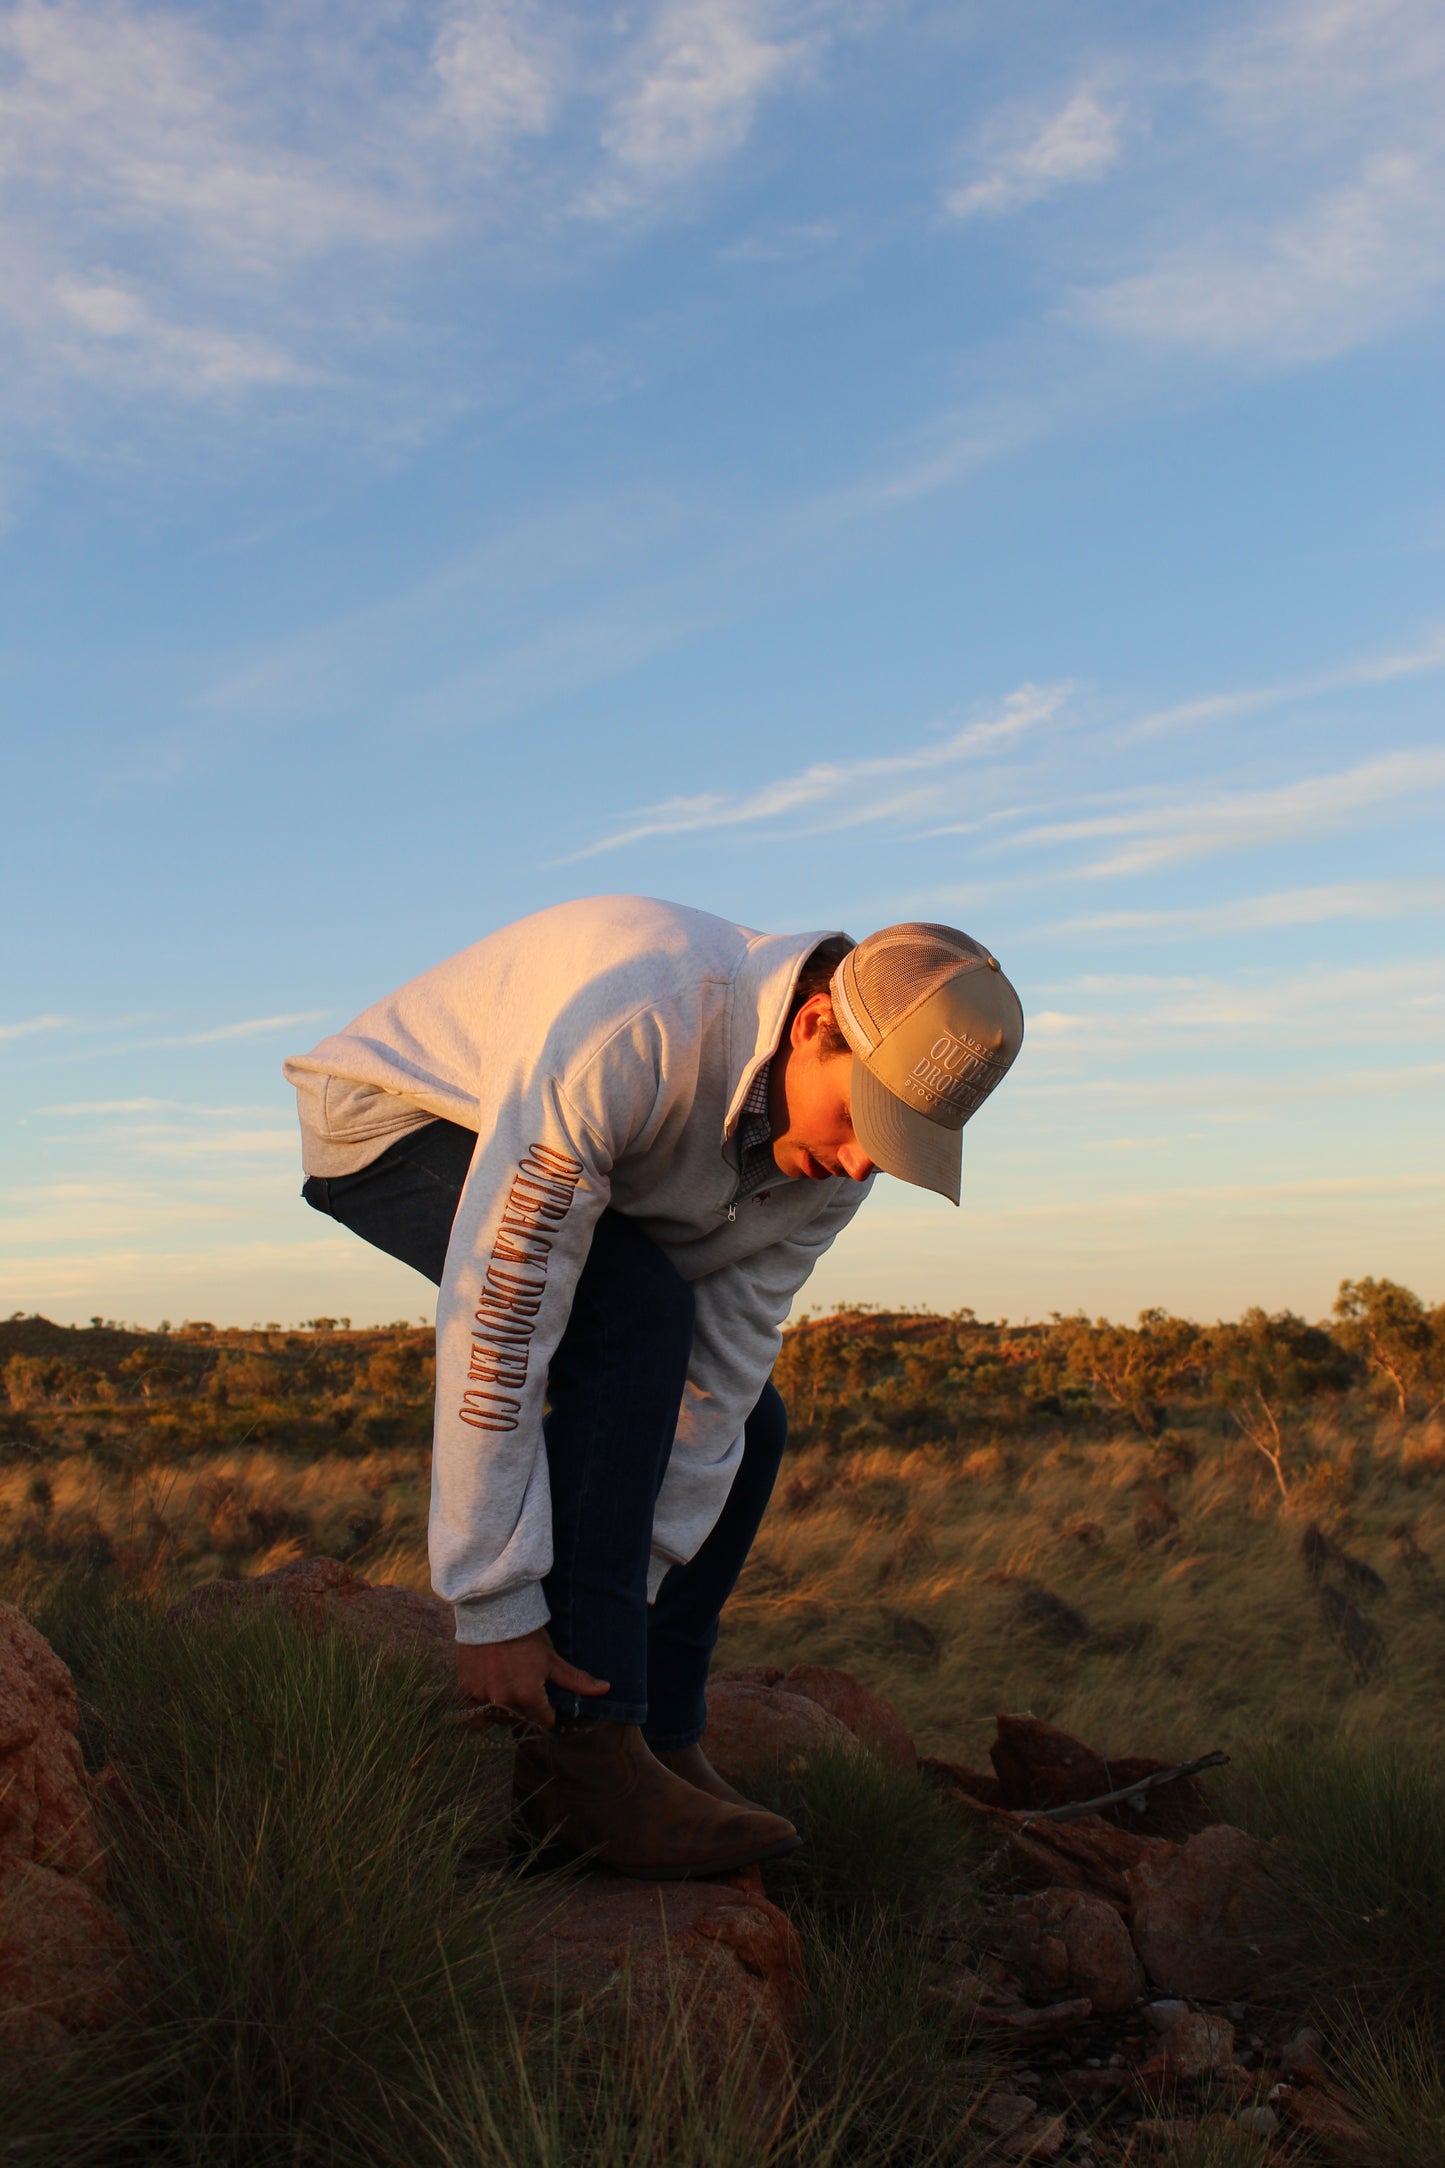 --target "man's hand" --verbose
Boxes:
[456,1627,609,1730]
